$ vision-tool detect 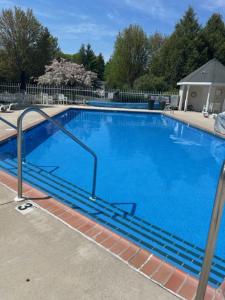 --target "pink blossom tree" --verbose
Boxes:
[38,58,98,87]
